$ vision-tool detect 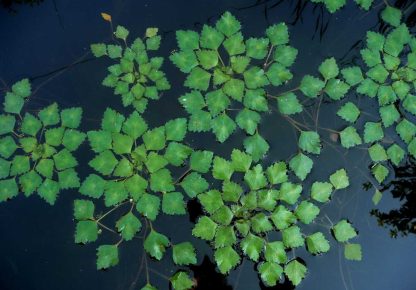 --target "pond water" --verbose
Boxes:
[0,0,416,290]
